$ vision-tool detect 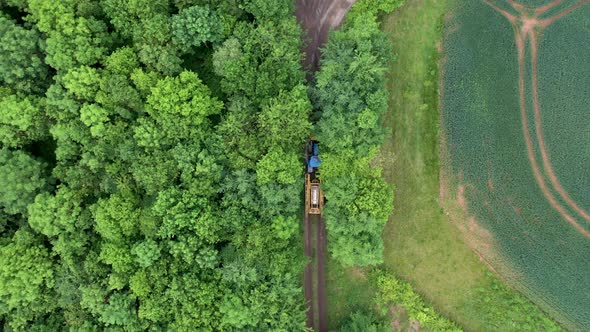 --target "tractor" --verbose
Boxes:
[305,140,324,215]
